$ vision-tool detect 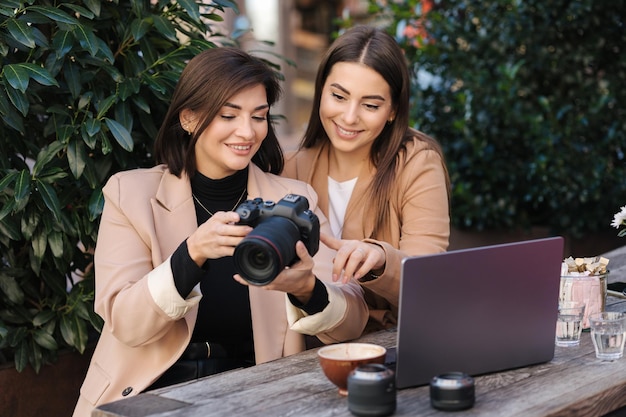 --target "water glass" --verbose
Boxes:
[589,312,626,360]
[555,301,586,347]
